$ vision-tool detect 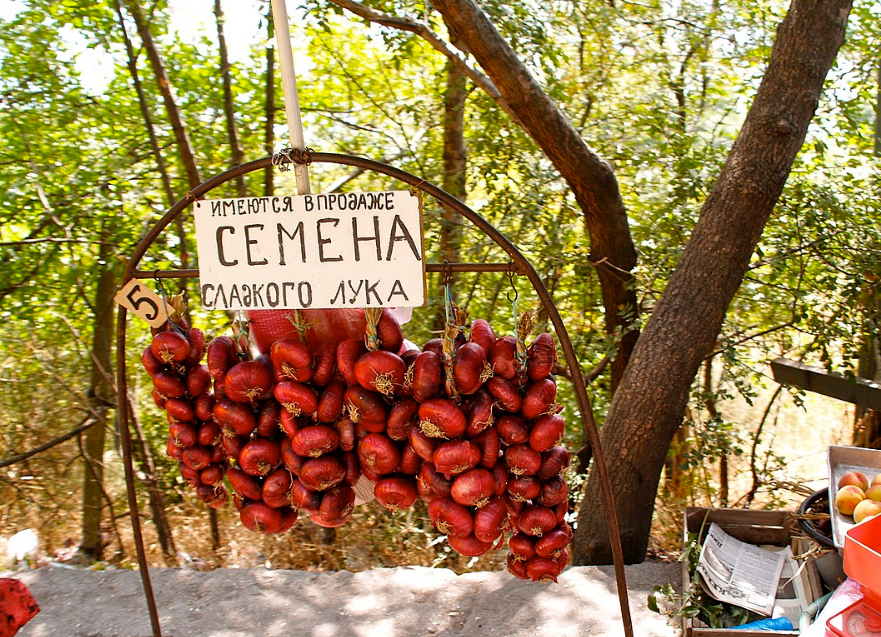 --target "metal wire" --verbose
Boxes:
[116,153,634,637]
